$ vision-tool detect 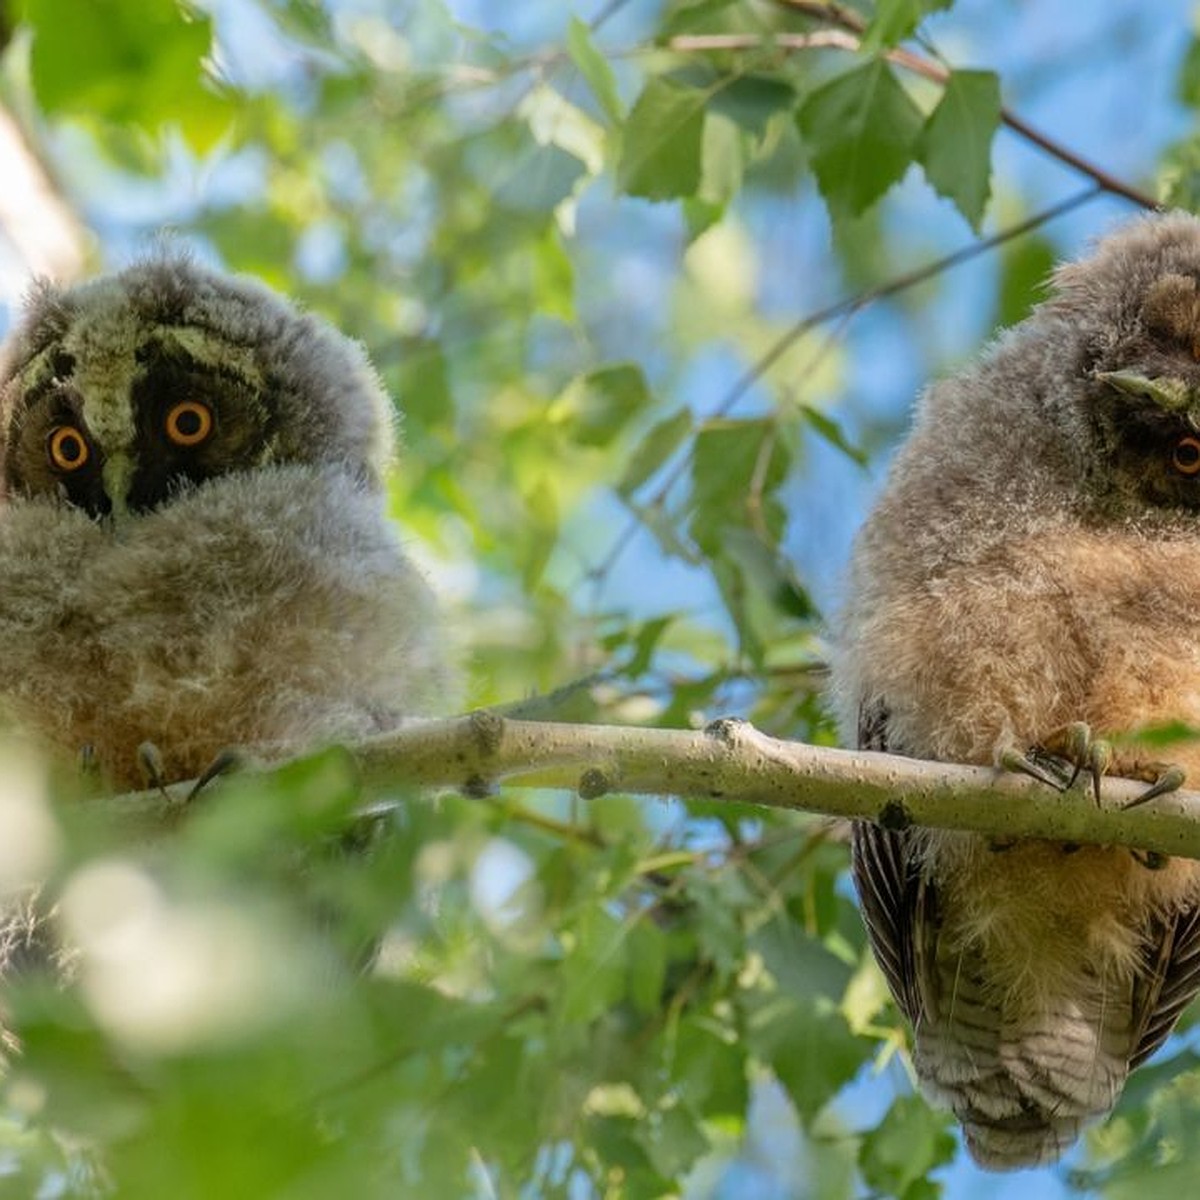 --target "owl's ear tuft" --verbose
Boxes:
[6,279,77,370]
